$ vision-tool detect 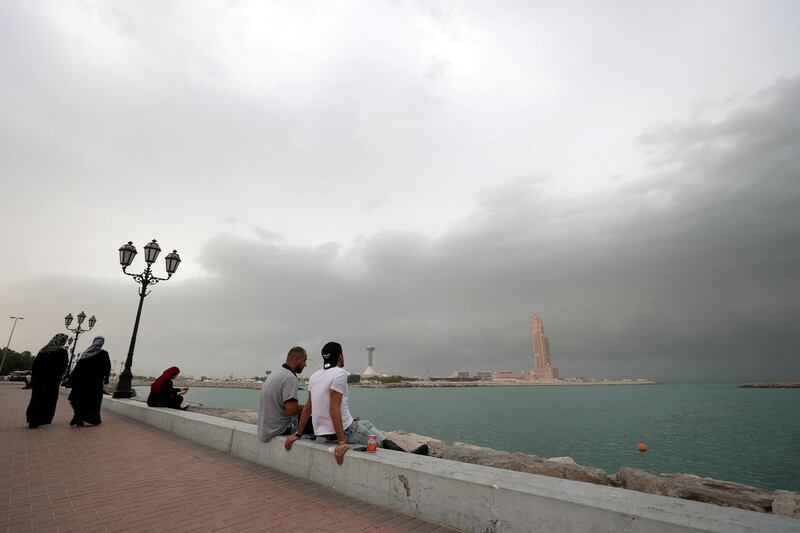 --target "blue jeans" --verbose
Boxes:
[344,419,384,446]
